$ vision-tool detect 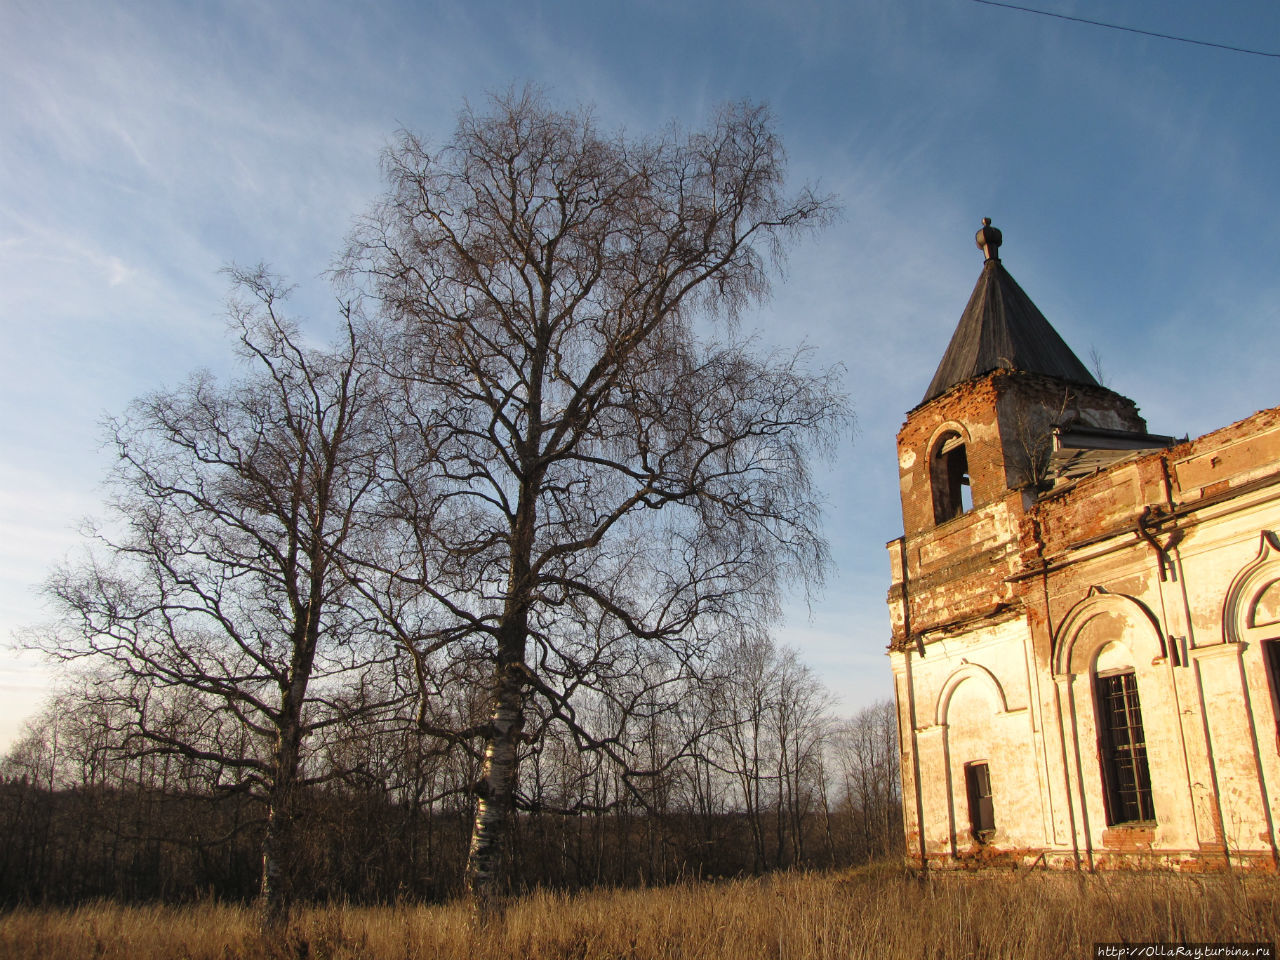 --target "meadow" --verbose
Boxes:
[2,862,1278,960]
